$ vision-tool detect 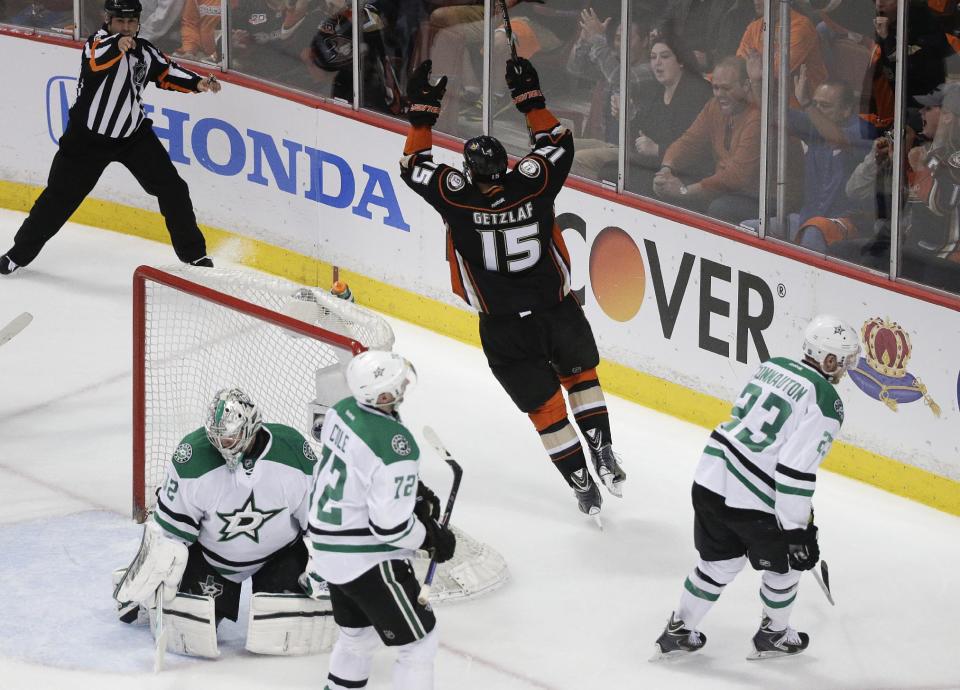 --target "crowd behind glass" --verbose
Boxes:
[6,0,960,296]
